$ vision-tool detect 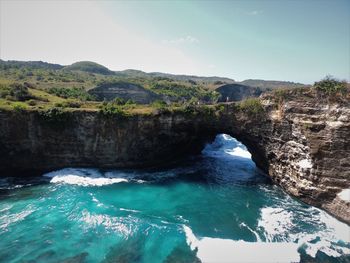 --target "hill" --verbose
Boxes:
[0,59,310,105]
[63,61,114,75]
[0,60,63,70]
[239,79,307,90]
